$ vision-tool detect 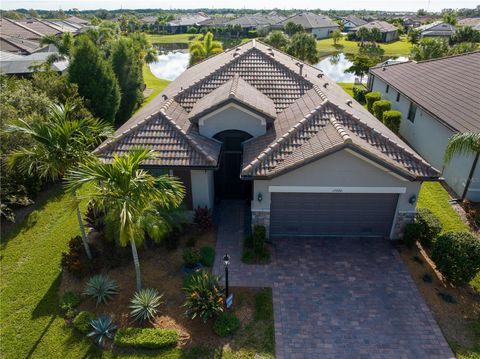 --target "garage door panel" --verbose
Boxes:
[270,192,398,237]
